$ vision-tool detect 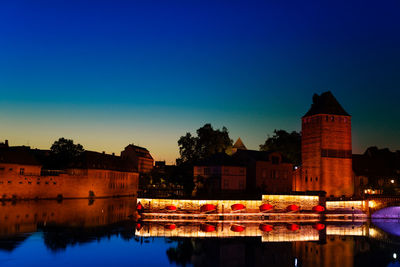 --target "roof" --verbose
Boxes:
[353,147,400,177]
[0,146,41,166]
[69,151,137,172]
[195,152,245,167]
[123,144,153,159]
[233,138,247,150]
[303,91,350,117]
